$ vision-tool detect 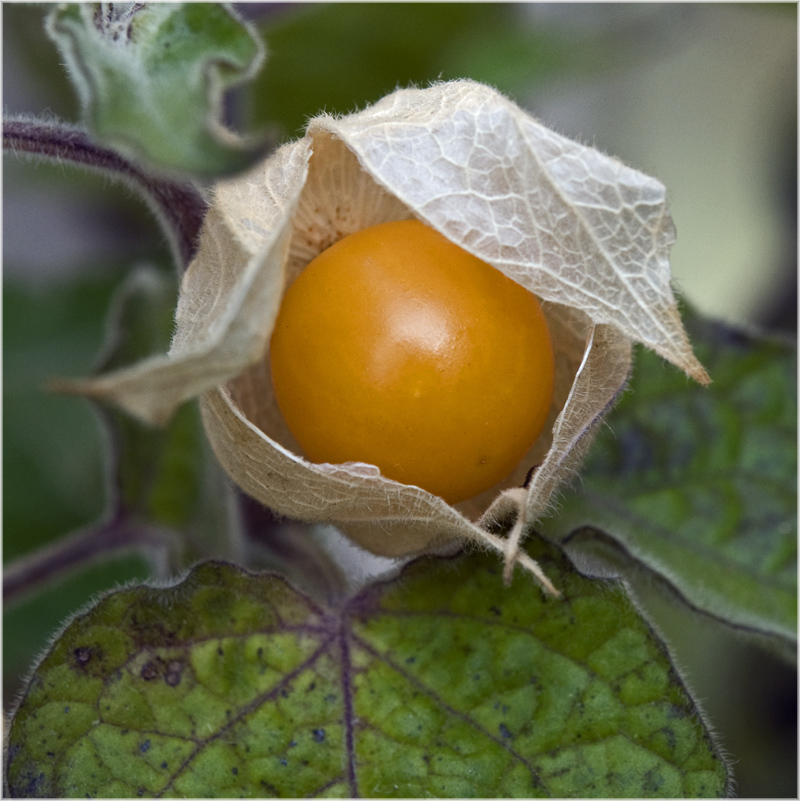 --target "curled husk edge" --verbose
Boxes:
[66,81,708,593]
